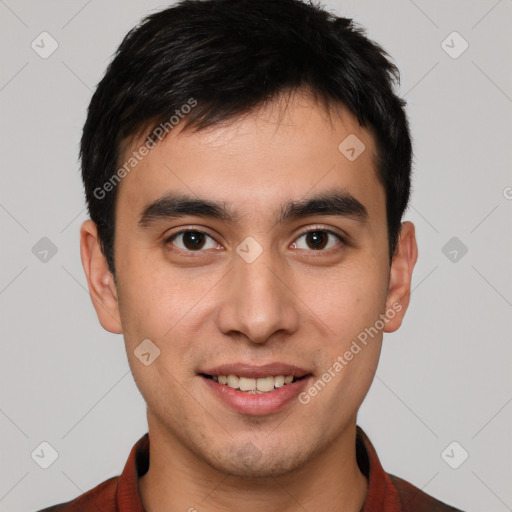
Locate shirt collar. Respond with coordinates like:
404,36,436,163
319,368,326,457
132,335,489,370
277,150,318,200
355,426,402,511
116,425,401,512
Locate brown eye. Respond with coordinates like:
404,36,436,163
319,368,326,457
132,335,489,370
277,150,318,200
305,231,328,250
167,230,219,251
291,230,343,251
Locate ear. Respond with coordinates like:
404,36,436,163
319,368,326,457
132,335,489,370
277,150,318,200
80,219,123,334
383,221,418,333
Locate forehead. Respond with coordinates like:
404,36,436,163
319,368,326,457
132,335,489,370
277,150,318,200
115,92,384,226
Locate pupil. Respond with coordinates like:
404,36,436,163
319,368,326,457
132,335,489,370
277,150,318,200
307,231,327,250
184,231,205,250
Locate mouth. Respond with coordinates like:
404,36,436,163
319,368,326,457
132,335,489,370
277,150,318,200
198,363,313,415
200,373,308,393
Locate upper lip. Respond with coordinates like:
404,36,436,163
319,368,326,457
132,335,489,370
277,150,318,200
199,362,312,379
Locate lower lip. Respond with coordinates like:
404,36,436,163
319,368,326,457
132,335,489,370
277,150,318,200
200,375,312,416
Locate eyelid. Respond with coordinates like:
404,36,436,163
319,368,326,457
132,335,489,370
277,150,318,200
164,225,218,241
297,224,346,239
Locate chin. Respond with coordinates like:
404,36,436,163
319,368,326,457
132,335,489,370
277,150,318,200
203,442,314,478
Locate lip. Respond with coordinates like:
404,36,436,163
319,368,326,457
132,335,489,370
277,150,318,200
198,363,313,416
199,362,311,379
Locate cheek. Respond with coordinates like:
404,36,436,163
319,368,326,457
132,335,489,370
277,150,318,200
115,261,221,388
315,262,388,398
297,263,388,341
116,248,207,339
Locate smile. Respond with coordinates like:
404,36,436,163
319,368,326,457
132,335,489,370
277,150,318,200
201,374,303,393
198,363,313,415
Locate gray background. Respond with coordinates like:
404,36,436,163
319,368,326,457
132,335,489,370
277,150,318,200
1,1,511,511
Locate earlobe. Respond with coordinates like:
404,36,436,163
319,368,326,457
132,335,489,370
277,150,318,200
80,219,123,334
383,221,418,333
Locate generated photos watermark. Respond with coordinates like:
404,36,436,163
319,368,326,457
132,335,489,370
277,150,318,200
298,301,402,405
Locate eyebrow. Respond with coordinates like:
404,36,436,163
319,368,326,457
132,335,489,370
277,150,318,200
278,190,368,224
138,189,368,228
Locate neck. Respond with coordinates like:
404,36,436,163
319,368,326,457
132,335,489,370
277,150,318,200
138,416,368,512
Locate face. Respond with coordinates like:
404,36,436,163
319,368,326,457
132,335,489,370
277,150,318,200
81,90,417,477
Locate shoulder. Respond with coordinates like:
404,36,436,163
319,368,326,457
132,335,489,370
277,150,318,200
35,476,119,512
390,474,466,512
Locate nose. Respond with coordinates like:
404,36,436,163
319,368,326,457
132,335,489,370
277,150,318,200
216,245,300,344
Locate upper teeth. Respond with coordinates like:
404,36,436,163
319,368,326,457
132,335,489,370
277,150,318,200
214,375,294,392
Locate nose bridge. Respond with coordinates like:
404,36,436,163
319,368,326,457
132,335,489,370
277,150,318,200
217,240,299,343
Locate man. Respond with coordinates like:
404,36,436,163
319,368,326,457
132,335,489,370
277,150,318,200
40,0,466,510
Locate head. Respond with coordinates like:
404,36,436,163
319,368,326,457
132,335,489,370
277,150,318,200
80,0,417,477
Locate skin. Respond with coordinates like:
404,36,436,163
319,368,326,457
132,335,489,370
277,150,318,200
80,89,418,512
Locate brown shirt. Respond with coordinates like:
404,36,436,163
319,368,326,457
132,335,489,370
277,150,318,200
38,425,465,511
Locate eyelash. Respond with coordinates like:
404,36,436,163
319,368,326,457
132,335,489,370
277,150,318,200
164,227,345,254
